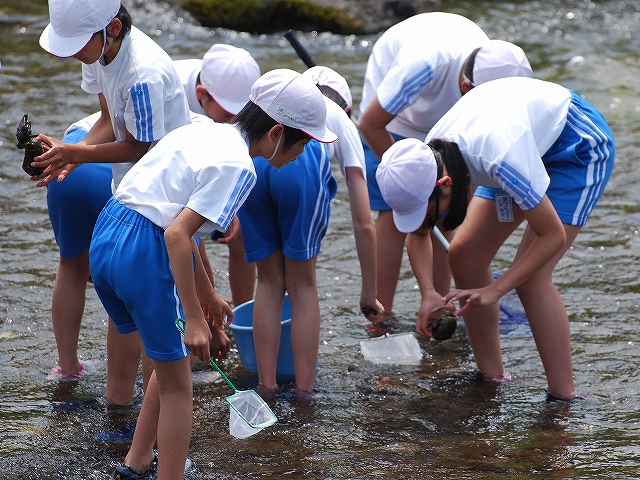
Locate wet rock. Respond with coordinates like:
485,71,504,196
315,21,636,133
176,0,441,34
310,0,442,33
428,310,457,341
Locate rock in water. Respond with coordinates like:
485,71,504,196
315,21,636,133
16,114,44,176
429,311,457,340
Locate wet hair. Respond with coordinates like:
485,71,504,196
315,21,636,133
232,101,310,151
317,85,351,117
95,4,132,42
463,47,482,85
427,138,471,231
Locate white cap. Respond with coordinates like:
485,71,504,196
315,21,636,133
39,0,120,57
473,40,533,86
302,65,353,109
200,44,261,116
250,69,337,143
376,139,438,233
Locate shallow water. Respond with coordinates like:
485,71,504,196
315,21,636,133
2,0,640,478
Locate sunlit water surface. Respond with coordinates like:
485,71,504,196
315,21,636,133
2,0,640,478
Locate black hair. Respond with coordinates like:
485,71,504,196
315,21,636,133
95,4,132,42
317,85,351,117
463,47,482,85
427,139,471,231
232,101,309,151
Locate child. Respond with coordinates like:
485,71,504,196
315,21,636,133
237,66,382,398
173,44,262,306
376,76,615,400
35,0,191,404
358,12,532,316
90,69,335,479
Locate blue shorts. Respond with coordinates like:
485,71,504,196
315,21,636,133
238,140,337,262
364,132,405,211
474,91,615,227
47,128,113,258
89,198,189,362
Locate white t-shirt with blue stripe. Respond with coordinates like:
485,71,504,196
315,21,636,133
359,12,489,140
81,27,191,190
115,122,257,239
426,77,572,211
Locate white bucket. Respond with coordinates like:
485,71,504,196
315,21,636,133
359,333,423,365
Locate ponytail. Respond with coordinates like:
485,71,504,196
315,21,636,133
427,139,470,231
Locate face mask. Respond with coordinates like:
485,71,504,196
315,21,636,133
265,131,283,162
100,27,107,59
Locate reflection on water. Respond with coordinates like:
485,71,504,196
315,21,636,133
2,0,640,478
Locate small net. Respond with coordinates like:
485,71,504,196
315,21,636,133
174,318,278,439
226,390,278,439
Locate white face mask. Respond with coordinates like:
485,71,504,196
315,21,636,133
100,27,107,59
265,131,283,162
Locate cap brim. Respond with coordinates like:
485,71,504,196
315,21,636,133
392,203,429,233
39,23,91,58
302,127,338,144
215,97,248,116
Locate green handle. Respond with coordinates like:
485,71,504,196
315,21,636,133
175,318,237,393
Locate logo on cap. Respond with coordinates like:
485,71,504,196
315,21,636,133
275,106,301,124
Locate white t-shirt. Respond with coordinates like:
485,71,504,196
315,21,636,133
172,58,207,117
324,97,366,178
81,26,191,190
359,12,489,139
115,122,256,238
427,77,572,210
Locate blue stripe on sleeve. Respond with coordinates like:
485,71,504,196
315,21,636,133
384,66,434,115
495,163,543,209
218,169,257,229
130,82,154,142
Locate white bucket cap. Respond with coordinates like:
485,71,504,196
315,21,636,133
200,44,261,115
39,0,120,57
473,40,533,86
249,69,337,143
302,65,353,109
376,138,438,233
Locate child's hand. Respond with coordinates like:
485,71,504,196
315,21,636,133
202,291,233,328
183,316,213,364
209,326,231,359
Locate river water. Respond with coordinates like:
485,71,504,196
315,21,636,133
2,0,640,478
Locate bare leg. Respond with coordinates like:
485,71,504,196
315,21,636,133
375,210,406,312
123,357,192,479
448,198,522,379
51,251,90,376
284,256,320,393
105,320,142,406
514,224,580,398
253,252,286,390
226,228,256,306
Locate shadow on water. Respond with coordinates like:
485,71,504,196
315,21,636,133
3,0,640,478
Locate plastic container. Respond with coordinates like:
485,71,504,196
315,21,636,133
229,295,295,378
359,332,423,365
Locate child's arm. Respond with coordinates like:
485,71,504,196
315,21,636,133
32,94,152,186
406,228,454,337
164,208,216,364
344,166,384,321
192,238,233,329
